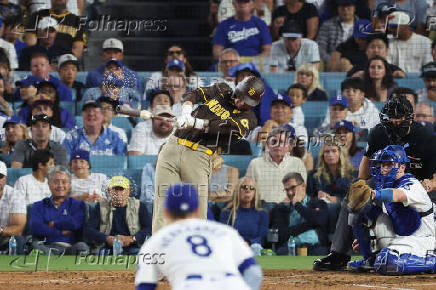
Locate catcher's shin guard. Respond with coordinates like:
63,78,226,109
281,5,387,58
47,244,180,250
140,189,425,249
374,248,436,275
352,225,372,259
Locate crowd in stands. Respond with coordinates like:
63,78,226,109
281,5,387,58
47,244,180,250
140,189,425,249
2,0,436,256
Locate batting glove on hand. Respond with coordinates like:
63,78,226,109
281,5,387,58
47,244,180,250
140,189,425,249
177,114,195,129
139,110,152,120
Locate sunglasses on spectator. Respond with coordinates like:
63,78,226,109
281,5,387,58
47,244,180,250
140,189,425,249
31,114,51,124
168,50,183,56
298,71,313,77
240,184,255,191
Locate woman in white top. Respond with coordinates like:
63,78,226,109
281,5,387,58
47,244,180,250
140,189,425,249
69,149,108,202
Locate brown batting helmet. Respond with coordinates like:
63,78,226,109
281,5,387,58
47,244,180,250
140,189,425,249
234,76,265,106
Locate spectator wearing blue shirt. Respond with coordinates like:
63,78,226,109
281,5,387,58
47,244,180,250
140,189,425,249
63,100,126,156
85,38,140,91
30,166,89,255
212,0,272,60
220,177,268,249
270,172,329,255
84,176,151,255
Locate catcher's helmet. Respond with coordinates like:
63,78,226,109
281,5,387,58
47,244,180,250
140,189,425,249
379,95,414,143
234,76,265,106
369,145,409,189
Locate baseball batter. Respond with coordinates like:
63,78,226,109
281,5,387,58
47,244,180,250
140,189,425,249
347,145,436,275
135,183,263,290
151,76,263,233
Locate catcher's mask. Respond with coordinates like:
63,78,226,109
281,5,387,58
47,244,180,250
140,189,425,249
369,145,410,189
379,95,414,144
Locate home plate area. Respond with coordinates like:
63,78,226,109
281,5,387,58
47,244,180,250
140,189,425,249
1,270,436,290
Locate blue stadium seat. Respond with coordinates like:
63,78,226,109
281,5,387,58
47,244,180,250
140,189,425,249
76,72,87,84
263,72,293,91
90,155,127,169
128,155,158,169
7,168,32,187
112,117,133,130
60,101,75,116
75,116,83,127
395,78,425,91
374,101,384,111
301,101,328,117
305,116,324,135
0,154,11,167
222,155,255,177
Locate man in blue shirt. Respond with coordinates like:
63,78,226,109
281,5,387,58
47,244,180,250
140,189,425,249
63,100,126,156
85,38,140,91
30,166,89,255
213,0,272,60
84,176,151,255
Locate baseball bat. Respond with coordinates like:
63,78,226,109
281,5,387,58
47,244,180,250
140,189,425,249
116,105,176,122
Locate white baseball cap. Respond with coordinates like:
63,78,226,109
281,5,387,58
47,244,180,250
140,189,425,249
58,54,78,69
102,38,123,52
387,11,411,26
37,17,58,30
0,161,7,176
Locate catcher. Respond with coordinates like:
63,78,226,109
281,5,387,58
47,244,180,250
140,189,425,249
346,145,435,275
151,76,263,233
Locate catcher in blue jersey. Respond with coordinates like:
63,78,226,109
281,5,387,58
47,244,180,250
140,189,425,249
346,145,436,275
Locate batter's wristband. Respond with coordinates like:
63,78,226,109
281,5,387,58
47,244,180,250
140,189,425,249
375,188,393,202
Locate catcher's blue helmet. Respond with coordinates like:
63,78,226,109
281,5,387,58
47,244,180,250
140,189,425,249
369,145,409,189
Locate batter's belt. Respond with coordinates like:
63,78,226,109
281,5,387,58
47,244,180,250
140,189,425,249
172,135,214,155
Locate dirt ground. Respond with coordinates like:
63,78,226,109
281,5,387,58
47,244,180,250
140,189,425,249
1,270,436,290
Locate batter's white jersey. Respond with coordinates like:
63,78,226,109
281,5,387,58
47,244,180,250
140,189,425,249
374,177,435,257
135,218,254,290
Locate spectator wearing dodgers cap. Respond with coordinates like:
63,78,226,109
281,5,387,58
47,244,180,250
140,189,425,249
84,175,151,255
385,10,432,73
85,38,140,91
319,95,349,133
333,120,365,169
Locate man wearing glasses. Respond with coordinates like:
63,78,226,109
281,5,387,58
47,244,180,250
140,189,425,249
270,172,329,255
85,38,140,91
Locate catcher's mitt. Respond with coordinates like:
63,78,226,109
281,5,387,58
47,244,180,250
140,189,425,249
347,179,373,213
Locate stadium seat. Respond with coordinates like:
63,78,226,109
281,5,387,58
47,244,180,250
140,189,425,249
301,101,328,117
263,72,293,91
395,78,425,91
90,155,127,169
0,154,11,167
60,101,75,117
305,116,324,135
222,155,254,177
128,155,158,169
7,168,32,187
75,116,83,127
